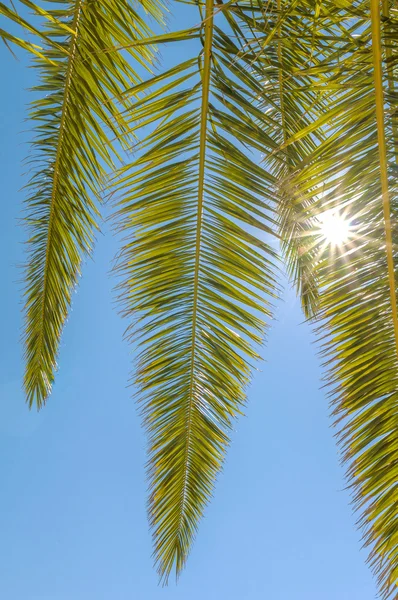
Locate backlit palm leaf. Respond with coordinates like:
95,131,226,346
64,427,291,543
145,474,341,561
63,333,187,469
278,1,398,596
3,0,398,594
256,0,356,319
113,0,279,580
261,0,325,318
17,0,163,407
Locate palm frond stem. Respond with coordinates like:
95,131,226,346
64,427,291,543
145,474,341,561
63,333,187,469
382,0,398,166
370,0,398,357
276,0,287,159
180,0,214,542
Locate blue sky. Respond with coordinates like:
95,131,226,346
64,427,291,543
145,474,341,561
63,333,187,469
0,5,377,599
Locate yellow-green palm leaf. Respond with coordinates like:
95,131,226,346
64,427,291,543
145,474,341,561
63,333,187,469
10,0,163,407
278,1,398,596
113,0,280,580
4,0,398,595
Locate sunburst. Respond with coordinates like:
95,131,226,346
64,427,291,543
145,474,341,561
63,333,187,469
318,210,352,247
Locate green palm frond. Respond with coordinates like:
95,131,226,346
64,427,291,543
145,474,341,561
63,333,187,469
19,0,164,408
5,0,398,592
277,1,398,596
267,0,325,319
113,0,279,580
255,0,357,320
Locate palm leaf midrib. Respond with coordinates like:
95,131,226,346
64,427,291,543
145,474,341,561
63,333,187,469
37,0,83,364
370,0,398,356
178,0,215,535
382,0,398,165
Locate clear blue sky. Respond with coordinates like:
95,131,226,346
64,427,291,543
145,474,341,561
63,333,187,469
0,5,376,600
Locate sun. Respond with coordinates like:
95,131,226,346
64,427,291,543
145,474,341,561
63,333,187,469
318,210,351,246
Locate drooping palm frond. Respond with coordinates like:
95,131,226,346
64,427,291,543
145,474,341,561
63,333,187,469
113,0,281,580
5,0,398,592
253,0,360,320
15,0,164,408
277,1,398,596
260,0,326,319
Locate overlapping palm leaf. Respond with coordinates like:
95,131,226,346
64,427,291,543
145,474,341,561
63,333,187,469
277,1,398,596
113,0,281,580
256,0,327,319
0,0,71,61
252,0,362,319
3,0,398,594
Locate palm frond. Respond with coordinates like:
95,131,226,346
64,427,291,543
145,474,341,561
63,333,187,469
371,0,398,346
22,0,163,408
277,1,398,596
255,0,357,319
7,0,398,592
113,0,279,581
269,0,324,318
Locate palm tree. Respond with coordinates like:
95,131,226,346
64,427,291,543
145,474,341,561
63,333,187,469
1,0,398,595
